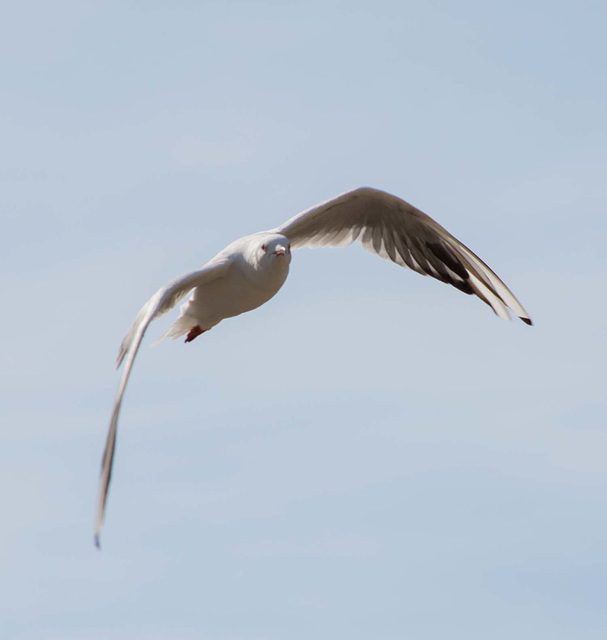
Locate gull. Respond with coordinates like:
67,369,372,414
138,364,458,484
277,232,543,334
94,187,532,546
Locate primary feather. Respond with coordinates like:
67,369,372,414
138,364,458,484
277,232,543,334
277,187,531,324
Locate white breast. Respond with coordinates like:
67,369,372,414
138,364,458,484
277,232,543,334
182,254,290,330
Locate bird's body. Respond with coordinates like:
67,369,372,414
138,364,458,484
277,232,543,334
160,233,291,342
95,187,532,546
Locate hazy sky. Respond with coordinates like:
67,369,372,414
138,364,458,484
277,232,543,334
2,1,606,638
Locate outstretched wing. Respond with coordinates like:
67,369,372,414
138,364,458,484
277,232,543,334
276,187,531,324
94,257,233,547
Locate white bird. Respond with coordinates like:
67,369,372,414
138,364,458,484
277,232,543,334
94,187,532,546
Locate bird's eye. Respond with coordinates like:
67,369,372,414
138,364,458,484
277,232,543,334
261,244,267,251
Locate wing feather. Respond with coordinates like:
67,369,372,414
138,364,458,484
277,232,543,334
277,187,531,324
94,258,233,547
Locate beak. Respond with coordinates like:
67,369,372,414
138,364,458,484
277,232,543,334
273,246,287,257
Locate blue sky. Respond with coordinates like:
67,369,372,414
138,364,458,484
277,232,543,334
1,1,606,638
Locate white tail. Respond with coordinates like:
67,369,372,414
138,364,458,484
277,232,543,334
153,314,199,345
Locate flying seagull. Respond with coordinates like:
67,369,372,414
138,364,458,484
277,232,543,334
94,186,532,546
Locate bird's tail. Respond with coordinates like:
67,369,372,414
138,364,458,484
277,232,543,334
152,314,199,345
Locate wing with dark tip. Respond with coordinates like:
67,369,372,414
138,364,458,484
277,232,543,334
94,257,233,547
276,187,532,324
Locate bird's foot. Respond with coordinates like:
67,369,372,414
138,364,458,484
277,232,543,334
185,325,205,343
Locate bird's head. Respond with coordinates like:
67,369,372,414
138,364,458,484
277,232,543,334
256,233,291,267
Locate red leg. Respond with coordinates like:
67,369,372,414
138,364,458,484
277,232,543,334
185,325,206,343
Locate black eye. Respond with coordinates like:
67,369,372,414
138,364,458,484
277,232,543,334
261,244,267,251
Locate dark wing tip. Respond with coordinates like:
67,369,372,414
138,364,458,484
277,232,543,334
520,317,533,326
94,533,101,550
